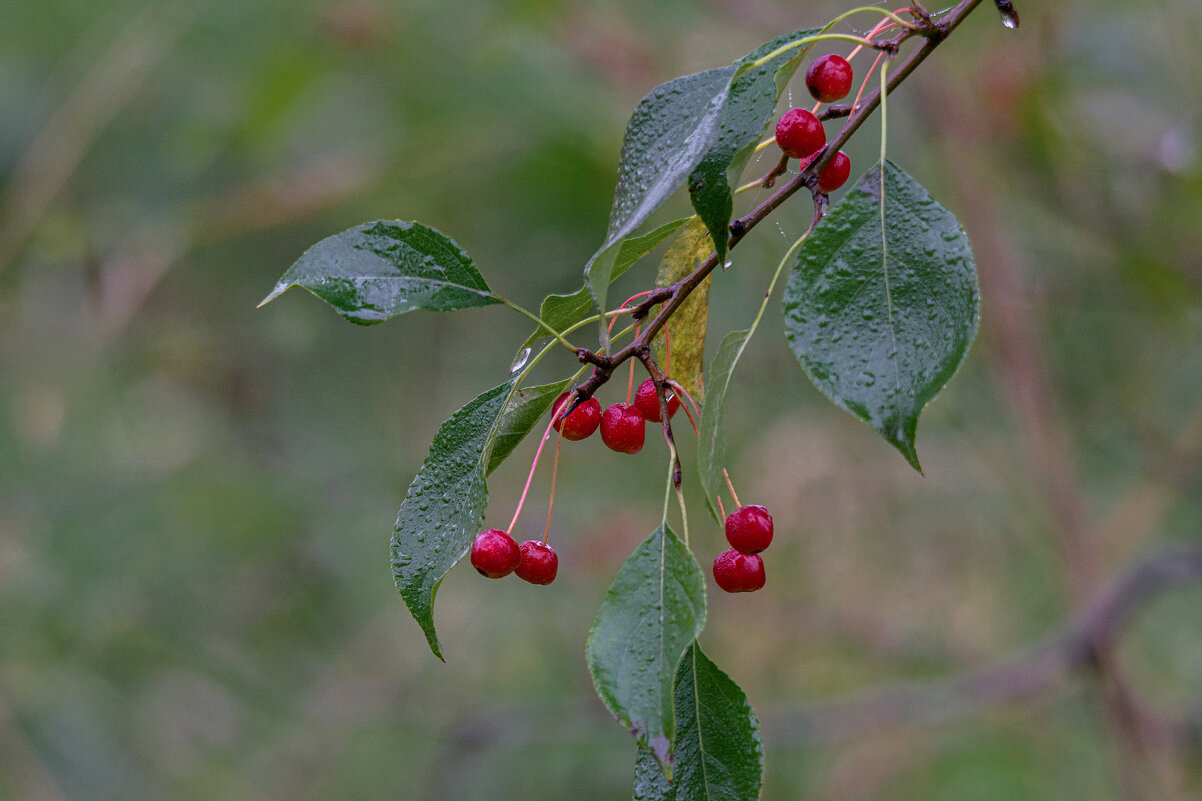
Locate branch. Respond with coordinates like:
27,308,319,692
571,0,988,404
764,543,1202,746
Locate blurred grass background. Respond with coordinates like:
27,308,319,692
2,0,1201,798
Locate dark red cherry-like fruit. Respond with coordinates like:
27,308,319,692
552,392,602,441
818,151,851,193
633,378,681,423
724,504,774,554
470,529,521,578
712,549,766,593
805,54,854,103
600,403,645,454
775,108,826,160
515,540,558,585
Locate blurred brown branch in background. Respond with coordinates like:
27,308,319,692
768,541,1202,745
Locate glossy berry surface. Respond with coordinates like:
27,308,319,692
817,151,851,193
633,378,680,423
805,54,854,103
600,403,645,454
712,549,766,593
724,504,774,554
515,540,558,585
470,529,521,578
775,108,826,160
552,392,602,441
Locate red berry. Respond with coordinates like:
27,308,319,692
724,504,774,554
805,54,854,103
712,549,766,593
818,151,851,193
633,378,681,423
775,108,826,160
600,403,645,454
552,393,602,441
470,529,521,578
515,540,558,585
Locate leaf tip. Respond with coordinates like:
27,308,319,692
257,283,289,308
648,734,672,777
893,434,923,474
424,629,446,662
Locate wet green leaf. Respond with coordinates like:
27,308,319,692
669,643,763,800
783,160,979,471
628,643,763,800
587,68,736,347
633,746,676,800
697,328,751,520
587,525,706,770
486,379,570,476
261,220,498,324
391,380,515,660
689,28,819,265
525,219,689,350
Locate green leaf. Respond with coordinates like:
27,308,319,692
587,525,706,770
391,380,515,660
587,68,736,346
669,643,763,801
697,328,751,520
525,219,690,350
653,218,713,403
485,379,570,476
783,160,979,471
689,28,819,265
261,220,498,324
633,746,676,801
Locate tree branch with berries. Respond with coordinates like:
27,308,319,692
260,0,1015,796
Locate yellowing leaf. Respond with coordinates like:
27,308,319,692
654,218,712,404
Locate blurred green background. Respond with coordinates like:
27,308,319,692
2,0,1201,798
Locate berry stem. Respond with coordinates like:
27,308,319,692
824,5,923,31
509,415,556,535
848,47,888,118
723,468,742,509
744,32,897,73
666,379,701,436
717,495,727,523
608,291,655,337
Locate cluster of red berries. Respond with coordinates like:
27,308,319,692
552,378,680,456
470,528,558,585
774,54,854,193
713,504,773,593
468,379,682,586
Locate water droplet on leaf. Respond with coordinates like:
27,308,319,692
510,347,532,373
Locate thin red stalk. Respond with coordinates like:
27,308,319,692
810,15,898,115
666,379,702,424
723,468,742,508
676,396,699,436
851,50,887,113
608,290,656,337
508,415,556,535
